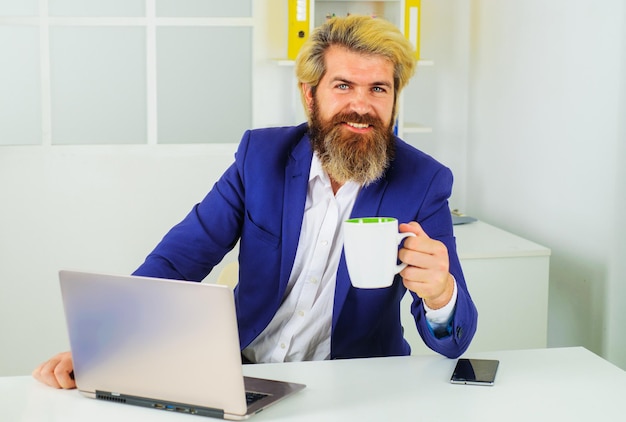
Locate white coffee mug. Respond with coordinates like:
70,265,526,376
343,217,416,289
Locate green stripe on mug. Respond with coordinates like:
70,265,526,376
345,217,396,224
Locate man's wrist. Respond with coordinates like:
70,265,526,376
424,274,455,310
423,276,458,337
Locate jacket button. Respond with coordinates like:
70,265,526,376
456,326,463,338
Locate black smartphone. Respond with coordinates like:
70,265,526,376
450,358,499,386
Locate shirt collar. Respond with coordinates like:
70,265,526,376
309,153,328,185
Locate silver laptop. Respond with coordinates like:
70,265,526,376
59,270,305,420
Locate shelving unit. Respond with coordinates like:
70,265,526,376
312,0,403,28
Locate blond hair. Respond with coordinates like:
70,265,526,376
295,15,416,117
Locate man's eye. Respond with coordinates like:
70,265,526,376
337,83,349,90
372,86,387,93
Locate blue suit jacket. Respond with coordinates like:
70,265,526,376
134,124,477,359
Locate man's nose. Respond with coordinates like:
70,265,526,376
348,89,373,115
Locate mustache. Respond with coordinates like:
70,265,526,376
331,112,382,127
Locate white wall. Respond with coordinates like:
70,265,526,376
0,0,263,377
466,0,626,368
0,145,238,376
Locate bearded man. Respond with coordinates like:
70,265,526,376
33,15,477,389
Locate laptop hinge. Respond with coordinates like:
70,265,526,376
95,390,225,418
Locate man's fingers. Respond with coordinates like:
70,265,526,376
399,221,429,238
32,352,76,389
33,359,62,389
400,222,448,258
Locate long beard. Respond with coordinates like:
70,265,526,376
308,104,396,186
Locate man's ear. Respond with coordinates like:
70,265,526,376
301,83,314,112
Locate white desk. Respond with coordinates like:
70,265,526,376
1,347,624,421
403,220,551,354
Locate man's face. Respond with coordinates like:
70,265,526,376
303,45,397,186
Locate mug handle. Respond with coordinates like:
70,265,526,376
395,231,416,273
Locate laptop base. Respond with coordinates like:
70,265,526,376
96,390,225,419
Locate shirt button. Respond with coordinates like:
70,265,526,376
310,277,318,284
298,310,305,317
280,343,286,349
320,240,328,246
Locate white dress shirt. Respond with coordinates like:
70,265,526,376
242,155,456,363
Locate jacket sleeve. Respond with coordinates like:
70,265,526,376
408,166,478,358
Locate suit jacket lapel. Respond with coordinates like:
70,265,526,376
280,133,313,291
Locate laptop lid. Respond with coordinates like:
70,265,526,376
59,270,305,420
